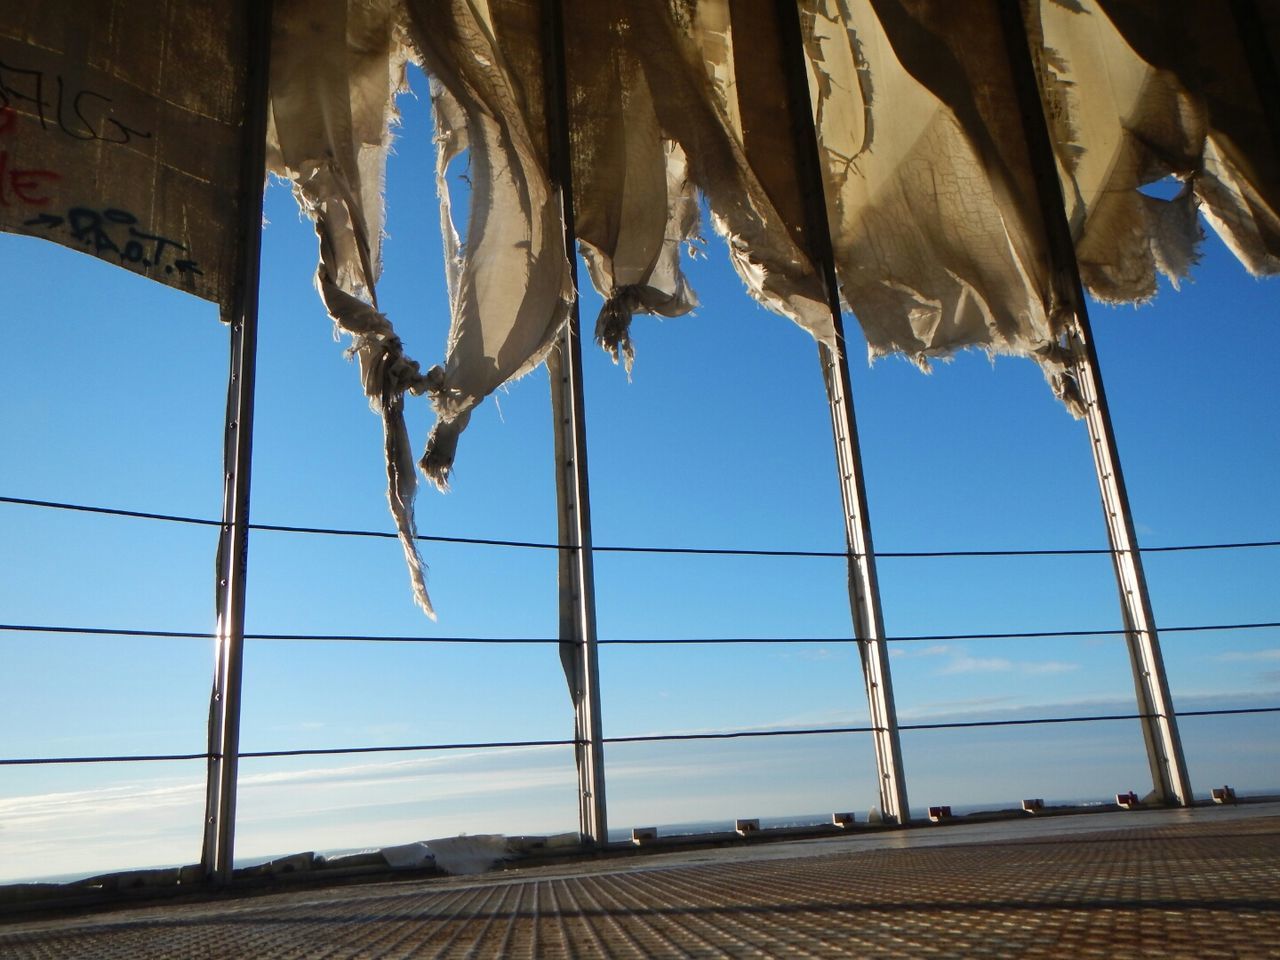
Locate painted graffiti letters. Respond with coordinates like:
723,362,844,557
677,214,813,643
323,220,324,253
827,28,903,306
0,48,206,286
0,107,60,207
24,205,202,277
0,59,152,146
1,97,198,277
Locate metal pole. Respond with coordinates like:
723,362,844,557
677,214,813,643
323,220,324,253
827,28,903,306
542,0,608,845
997,0,1191,805
202,0,273,883
775,0,910,823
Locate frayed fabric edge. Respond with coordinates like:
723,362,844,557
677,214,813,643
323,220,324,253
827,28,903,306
420,409,471,494
314,216,441,617
865,335,1088,420
382,392,436,619
417,284,573,495
595,287,643,378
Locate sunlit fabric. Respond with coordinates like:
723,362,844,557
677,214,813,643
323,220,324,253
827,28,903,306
565,9,701,373
1037,0,1280,296
805,0,1071,392
404,0,573,492
804,0,1277,399
564,0,837,364
3,0,1275,615
266,0,435,615
0,0,250,310
687,0,833,341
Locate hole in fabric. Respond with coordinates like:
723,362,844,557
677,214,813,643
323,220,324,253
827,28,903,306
1137,176,1184,201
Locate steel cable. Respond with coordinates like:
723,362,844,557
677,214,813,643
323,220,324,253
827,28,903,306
3,620,1278,644
4,494,1279,559
4,706,1278,766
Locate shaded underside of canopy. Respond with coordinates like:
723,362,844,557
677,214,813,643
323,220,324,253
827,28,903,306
0,0,252,312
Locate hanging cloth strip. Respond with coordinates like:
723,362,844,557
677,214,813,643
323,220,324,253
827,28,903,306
403,0,574,491
802,0,1077,405
798,0,1277,394
267,0,437,615
1034,0,1279,297
564,8,701,374
645,0,834,341
255,0,1279,616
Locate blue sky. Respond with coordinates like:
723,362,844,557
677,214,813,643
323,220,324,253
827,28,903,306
1,70,1277,882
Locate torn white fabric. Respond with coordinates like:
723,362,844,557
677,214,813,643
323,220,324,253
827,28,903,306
267,0,436,616
403,0,573,490
265,0,1276,617
1035,0,1279,292
665,0,834,341
803,0,1067,384
683,0,836,343
0,0,248,309
423,834,510,875
1032,1,1202,302
1026,0,1198,304
565,9,701,374
1101,1,1279,277
798,0,1275,410
560,0,833,368
23,0,1276,619
378,841,435,869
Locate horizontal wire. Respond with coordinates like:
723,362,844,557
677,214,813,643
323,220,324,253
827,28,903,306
4,495,1279,559
599,622,1280,645
5,706,1277,766
0,752,209,766
605,726,871,744
3,621,1278,645
3,503,1276,764
1177,706,1280,719
902,712,1146,732
1,496,221,529
0,625,216,640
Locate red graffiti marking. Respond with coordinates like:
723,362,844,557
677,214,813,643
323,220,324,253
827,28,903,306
0,106,61,207
2,105,199,277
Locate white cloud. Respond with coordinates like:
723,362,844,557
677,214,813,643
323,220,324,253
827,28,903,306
897,695,1016,719
939,655,1013,674
4,685,1272,885
0,742,784,883
891,643,952,660
1023,661,1081,675
938,654,1079,676
1216,648,1280,663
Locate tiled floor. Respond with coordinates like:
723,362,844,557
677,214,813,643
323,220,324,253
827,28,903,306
3,810,1278,958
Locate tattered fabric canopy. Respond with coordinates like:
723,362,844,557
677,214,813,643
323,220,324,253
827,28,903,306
3,0,1277,615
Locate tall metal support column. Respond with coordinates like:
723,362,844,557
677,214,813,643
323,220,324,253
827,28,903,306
998,0,1191,805
818,345,911,823
776,0,909,823
202,0,273,883
542,0,608,845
